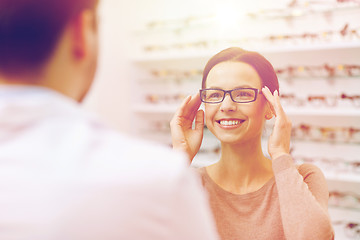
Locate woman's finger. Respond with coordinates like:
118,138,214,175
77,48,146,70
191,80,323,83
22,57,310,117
174,95,191,117
261,86,276,117
170,93,202,130
170,95,192,129
194,109,204,131
273,90,286,119
183,93,202,121
188,93,202,113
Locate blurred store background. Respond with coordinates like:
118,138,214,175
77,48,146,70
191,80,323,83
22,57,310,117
84,0,360,239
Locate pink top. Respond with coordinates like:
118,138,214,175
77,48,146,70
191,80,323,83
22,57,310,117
197,154,334,240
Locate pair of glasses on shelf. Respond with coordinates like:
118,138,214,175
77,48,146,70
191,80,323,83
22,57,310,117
149,120,171,133
248,1,360,19
280,93,360,108
145,16,196,32
265,23,360,44
293,155,360,175
291,124,360,143
150,69,202,78
145,93,187,104
332,220,360,239
144,40,215,52
329,191,360,210
275,64,360,79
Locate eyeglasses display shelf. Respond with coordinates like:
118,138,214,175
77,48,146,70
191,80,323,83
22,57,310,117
130,4,360,239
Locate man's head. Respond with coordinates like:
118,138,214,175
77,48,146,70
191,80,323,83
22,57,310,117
0,0,99,101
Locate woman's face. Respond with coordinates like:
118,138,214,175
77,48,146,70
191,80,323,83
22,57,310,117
204,61,269,144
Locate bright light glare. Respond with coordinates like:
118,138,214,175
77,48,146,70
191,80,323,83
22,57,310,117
215,3,244,29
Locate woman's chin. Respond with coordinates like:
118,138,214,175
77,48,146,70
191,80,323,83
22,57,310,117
215,134,245,145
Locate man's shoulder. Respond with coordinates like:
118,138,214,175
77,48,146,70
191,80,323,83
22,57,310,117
83,129,189,179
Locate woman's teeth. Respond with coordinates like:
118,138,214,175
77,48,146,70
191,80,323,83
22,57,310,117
219,120,242,126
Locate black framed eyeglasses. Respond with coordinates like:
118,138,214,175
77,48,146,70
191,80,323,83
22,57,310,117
199,88,261,104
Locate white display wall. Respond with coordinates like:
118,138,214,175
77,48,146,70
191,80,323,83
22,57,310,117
87,0,360,239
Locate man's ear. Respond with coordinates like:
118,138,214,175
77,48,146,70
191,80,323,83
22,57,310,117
70,10,97,59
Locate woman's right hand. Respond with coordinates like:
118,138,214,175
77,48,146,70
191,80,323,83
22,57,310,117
170,93,204,162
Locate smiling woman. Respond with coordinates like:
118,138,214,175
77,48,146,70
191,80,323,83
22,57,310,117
203,61,269,145
170,47,335,240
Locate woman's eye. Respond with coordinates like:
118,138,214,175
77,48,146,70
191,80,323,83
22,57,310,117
235,90,254,99
237,92,249,97
209,92,221,98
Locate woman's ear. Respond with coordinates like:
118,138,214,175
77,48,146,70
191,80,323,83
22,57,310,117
265,102,273,120
265,113,273,120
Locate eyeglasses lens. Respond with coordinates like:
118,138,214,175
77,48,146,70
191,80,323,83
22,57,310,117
201,89,256,103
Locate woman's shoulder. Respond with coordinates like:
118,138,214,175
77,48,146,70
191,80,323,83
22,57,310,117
296,163,326,181
191,166,208,186
192,166,206,173
192,166,207,178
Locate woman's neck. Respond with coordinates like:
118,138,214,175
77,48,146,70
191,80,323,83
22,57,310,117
206,138,273,194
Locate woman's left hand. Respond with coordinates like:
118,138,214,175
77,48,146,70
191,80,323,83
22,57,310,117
262,86,292,160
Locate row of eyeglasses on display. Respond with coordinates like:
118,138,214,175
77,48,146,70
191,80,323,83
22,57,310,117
329,191,360,240
149,64,360,79
330,191,360,210
198,147,360,176
144,1,360,32
142,23,359,53
293,155,360,175
332,220,360,240
289,124,360,144
280,93,360,108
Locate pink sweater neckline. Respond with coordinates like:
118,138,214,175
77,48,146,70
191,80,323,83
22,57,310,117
199,167,276,200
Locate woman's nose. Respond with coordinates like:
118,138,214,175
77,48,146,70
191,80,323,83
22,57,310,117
220,94,237,112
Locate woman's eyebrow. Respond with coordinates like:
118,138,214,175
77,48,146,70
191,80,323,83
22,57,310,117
206,85,257,89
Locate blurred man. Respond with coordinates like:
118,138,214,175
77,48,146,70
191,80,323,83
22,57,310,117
0,0,219,239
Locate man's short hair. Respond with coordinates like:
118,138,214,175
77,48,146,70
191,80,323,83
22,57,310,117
0,0,98,77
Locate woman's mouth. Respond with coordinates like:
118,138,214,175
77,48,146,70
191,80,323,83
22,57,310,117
216,119,245,128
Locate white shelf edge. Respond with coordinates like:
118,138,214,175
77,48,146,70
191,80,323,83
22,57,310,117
132,51,212,63
324,172,360,183
133,104,178,114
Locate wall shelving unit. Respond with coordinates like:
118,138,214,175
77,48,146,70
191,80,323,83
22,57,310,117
131,3,360,239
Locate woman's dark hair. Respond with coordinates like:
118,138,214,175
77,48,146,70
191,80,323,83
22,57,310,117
0,0,99,77
202,47,279,94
